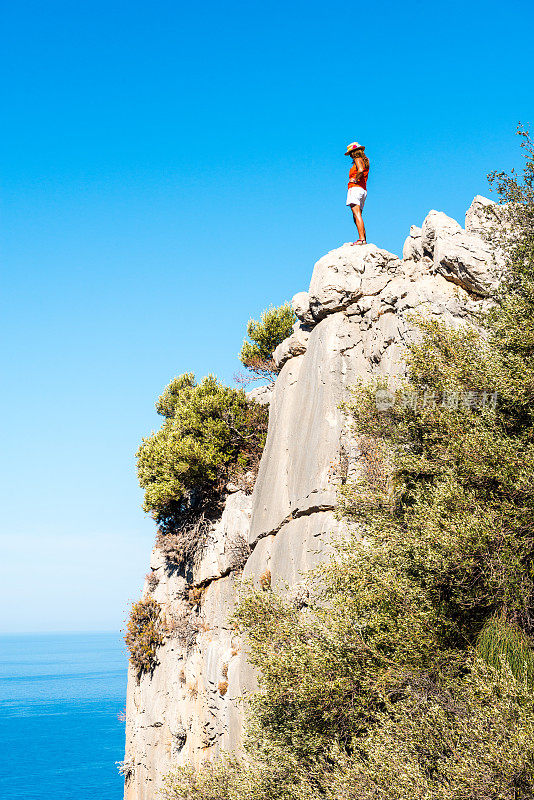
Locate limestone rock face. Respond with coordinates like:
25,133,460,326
194,492,252,585
124,493,252,800
123,197,502,799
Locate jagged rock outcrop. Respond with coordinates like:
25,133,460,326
123,196,502,799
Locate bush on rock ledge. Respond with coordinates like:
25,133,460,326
136,373,268,538
125,597,163,680
239,302,295,381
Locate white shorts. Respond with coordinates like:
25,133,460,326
346,186,367,209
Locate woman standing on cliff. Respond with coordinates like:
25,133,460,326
345,141,369,245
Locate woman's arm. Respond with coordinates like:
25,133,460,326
348,157,365,184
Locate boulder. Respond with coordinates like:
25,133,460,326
272,323,311,369
465,194,503,236
402,225,423,262
308,243,401,321
292,291,315,325
246,384,273,406
421,208,501,295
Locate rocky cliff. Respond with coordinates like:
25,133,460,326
123,196,501,800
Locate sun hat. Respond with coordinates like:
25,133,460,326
345,141,365,156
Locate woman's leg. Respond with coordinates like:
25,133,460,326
351,203,366,242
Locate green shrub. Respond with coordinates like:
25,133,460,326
163,664,534,800
239,302,296,380
163,761,236,800
125,597,163,679
477,614,534,687
136,373,268,532
327,661,534,800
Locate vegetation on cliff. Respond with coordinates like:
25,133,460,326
239,302,295,380
125,597,164,679
162,131,534,798
137,374,268,536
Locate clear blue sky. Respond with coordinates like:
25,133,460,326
1,0,532,632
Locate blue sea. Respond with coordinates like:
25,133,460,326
0,632,127,800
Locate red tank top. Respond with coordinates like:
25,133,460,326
348,158,369,190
